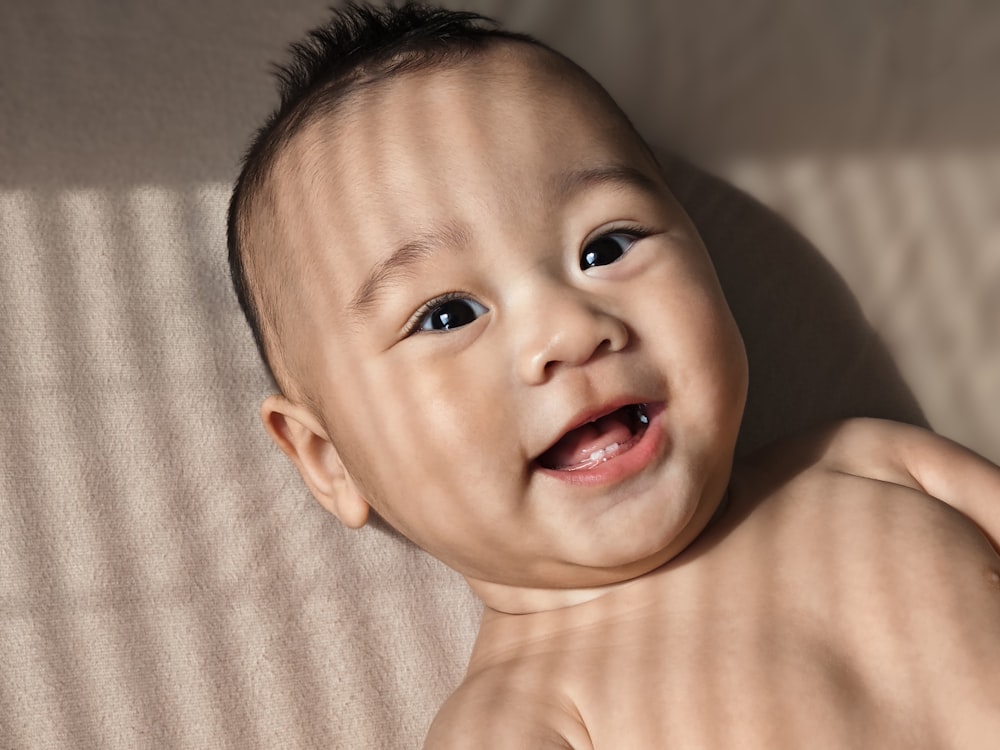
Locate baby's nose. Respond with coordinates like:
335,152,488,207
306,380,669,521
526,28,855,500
515,285,628,385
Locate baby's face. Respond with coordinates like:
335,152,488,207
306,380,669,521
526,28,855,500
274,47,747,594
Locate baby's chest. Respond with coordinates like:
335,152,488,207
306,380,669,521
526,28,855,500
559,598,1000,748
557,496,1000,747
551,608,874,747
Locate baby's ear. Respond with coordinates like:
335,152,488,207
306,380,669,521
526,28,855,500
260,395,370,529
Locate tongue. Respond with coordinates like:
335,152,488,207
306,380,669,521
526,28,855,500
541,409,636,470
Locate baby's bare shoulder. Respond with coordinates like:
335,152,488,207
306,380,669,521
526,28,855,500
755,418,1000,548
749,417,924,482
423,665,592,750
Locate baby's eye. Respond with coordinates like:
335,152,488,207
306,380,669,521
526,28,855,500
579,231,643,270
414,295,489,333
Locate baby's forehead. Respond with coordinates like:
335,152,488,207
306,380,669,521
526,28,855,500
294,58,634,195
285,45,616,163
264,43,653,310
301,84,640,264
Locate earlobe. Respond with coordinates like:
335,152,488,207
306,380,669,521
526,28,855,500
260,395,370,529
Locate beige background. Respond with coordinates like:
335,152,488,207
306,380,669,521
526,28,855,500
1,1,997,748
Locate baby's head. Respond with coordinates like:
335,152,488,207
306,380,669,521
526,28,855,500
229,2,748,609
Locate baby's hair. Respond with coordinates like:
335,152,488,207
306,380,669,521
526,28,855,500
226,2,548,399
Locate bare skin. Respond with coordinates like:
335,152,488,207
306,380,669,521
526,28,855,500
246,42,1000,748
426,419,1000,748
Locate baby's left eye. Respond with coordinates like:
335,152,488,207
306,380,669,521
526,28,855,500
580,232,642,270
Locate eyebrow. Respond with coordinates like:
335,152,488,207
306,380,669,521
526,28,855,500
348,222,471,321
552,164,662,201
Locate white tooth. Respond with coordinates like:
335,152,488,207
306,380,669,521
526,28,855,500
589,448,605,462
605,442,620,456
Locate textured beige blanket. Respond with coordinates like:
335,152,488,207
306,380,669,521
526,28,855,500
2,1,996,747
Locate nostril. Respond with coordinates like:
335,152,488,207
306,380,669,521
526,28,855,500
542,335,617,375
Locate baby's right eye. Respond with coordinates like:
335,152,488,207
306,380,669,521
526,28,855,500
410,294,489,334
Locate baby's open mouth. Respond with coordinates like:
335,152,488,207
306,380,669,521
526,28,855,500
538,404,650,471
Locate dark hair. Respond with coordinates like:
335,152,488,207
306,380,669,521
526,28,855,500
226,2,547,395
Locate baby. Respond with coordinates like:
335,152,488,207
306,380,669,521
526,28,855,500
227,3,1000,747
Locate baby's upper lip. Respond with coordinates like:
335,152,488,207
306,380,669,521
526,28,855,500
535,396,649,462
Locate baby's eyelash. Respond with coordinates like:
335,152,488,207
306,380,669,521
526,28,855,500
404,291,468,336
597,223,657,240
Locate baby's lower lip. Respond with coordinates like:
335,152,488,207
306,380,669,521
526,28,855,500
536,403,665,488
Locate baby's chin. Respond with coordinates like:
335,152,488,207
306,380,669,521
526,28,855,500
565,497,728,579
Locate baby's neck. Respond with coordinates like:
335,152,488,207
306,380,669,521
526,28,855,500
469,576,638,616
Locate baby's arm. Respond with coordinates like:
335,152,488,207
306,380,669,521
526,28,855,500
424,672,591,749
828,418,1000,551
